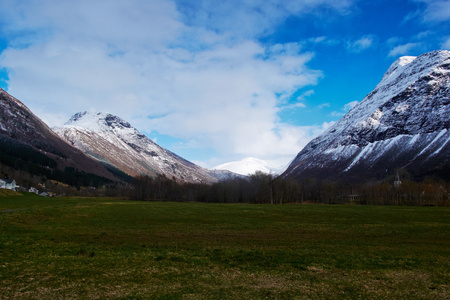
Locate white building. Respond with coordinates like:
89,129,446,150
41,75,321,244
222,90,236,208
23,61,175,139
0,179,18,190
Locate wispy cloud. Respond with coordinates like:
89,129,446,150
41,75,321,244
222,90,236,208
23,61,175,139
330,100,358,117
415,30,433,39
418,0,450,22
279,89,314,111
442,36,450,50
176,0,354,39
307,36,340,46
279,101,307,111
346,35,376,53
404,1,450,26
386,37,402,47
388,42,421,57
298,90,314,100
344,100,359,111
317,103,330,109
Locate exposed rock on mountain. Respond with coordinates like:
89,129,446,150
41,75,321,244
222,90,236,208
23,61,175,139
283,50,450,182
54,112,218,183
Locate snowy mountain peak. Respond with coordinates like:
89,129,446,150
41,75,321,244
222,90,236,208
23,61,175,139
213,157,287,176
67,111,89,123
381,55,416,83
55,112,217,183
214,157,271,176
283,50,450,182
65,111,132,132
377,50,449,93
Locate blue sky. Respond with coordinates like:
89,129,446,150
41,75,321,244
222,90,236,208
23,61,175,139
0,0,449,169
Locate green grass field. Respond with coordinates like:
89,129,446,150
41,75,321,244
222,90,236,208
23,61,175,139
1,194,449,299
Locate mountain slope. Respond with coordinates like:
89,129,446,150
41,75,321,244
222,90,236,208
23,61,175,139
0,89,121,185
283,50,450,182
54,112,217,183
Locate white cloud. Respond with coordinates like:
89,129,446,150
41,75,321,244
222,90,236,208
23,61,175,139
343,100,359,111
330,100,358,117
330,111,342,117
280,102,307,110
442,37,450,50
0,0,354,166
307,36,340,46
309,36,327,44
175,0,354,39
418,0,450,22
278,89,314,111
317,103,330,109
388,43,421,57
346,35,375,53
298,90,314,100
386,37,402,47
415,30,433,40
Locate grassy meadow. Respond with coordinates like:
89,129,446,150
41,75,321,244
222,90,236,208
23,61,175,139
0,193,449,299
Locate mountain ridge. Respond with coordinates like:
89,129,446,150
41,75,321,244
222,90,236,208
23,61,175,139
54,111,218,184
0,88,123,186
283,50,450,182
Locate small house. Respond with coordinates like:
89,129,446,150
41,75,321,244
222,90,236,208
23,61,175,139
0,179,17,190
29,187,39,194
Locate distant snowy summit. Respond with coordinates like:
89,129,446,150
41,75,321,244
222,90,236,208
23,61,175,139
213,157,284,176
283,50,450,182
54,111,218,184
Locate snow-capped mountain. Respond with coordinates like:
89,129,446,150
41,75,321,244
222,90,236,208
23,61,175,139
213,157,285,176
0,89,118,182
283,50,450,182
54,112,217,183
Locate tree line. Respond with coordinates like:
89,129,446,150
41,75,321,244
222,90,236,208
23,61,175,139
0,135,133,190
4,149,447,206
129,171,449,206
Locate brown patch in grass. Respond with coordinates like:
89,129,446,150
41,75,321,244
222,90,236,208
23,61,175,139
0,190,22,197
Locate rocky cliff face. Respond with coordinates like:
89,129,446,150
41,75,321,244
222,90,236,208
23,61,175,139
54,112,218,183
283,50,450,182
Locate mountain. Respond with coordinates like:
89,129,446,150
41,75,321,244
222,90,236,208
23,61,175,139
54,112,217,184
283,50,450,182
0,89,122,186
208,169,245,181
213,157,281,176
